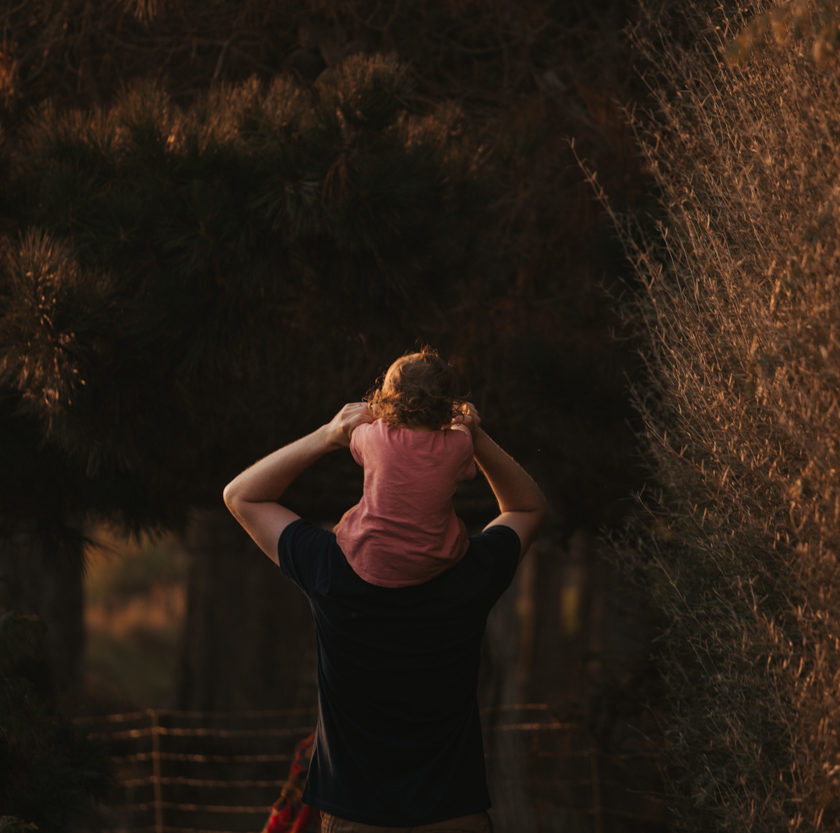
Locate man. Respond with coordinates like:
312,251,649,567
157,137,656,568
224,402,547,833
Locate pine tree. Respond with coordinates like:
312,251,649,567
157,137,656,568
2,0,650,732
1,55,496,709
0,182,94,704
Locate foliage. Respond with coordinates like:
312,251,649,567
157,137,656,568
83,525,186,708
0,612,111,832
85,525,187,602
0,0,645,531
0,0,648,734
596,1,840,829
0,57,491,526
0,819,38,833
0,0,638,113
727,0,840,65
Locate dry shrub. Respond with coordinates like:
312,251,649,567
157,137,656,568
594,1,840,830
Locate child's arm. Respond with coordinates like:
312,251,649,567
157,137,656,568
223,402,372,563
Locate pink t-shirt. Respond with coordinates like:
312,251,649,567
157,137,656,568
334,419,476,587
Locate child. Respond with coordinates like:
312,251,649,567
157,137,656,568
334,348,477,587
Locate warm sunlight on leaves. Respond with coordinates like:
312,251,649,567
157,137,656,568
600,1,840,828
727,0,840,67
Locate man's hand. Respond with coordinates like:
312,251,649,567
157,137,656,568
325,402,373,448
224,403,371,563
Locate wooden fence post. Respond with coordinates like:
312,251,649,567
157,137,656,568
150,709,164,833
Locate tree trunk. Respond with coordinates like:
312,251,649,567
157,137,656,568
175,506,316,713
0,528,84,704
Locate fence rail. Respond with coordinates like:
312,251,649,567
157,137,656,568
77,705,664,833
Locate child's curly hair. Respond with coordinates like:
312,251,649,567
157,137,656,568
366,348,465,430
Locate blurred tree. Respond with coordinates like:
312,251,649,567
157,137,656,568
1,56,497,709
727,0,840,66
0,183,93,703
1,0,652,726
0,0,646,531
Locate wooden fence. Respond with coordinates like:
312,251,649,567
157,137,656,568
78,705,664,833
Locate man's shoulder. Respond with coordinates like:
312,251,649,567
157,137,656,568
470,524,520,554
278,519,342,589
280,518,340,552
457,524,521,588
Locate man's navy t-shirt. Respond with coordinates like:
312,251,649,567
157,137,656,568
277,519,520,826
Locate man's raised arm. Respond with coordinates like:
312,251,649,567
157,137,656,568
472,425,548,558
223,402,372,563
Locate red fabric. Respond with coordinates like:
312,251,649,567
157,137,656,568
334,420,476,587
262,732,317,833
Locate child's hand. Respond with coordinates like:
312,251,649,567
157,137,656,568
451,401,481,436
325,402,373,448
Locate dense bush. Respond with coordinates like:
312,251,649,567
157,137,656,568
605,1,840,829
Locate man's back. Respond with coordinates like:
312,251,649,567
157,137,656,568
277,519,520,827
223,400,547,831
